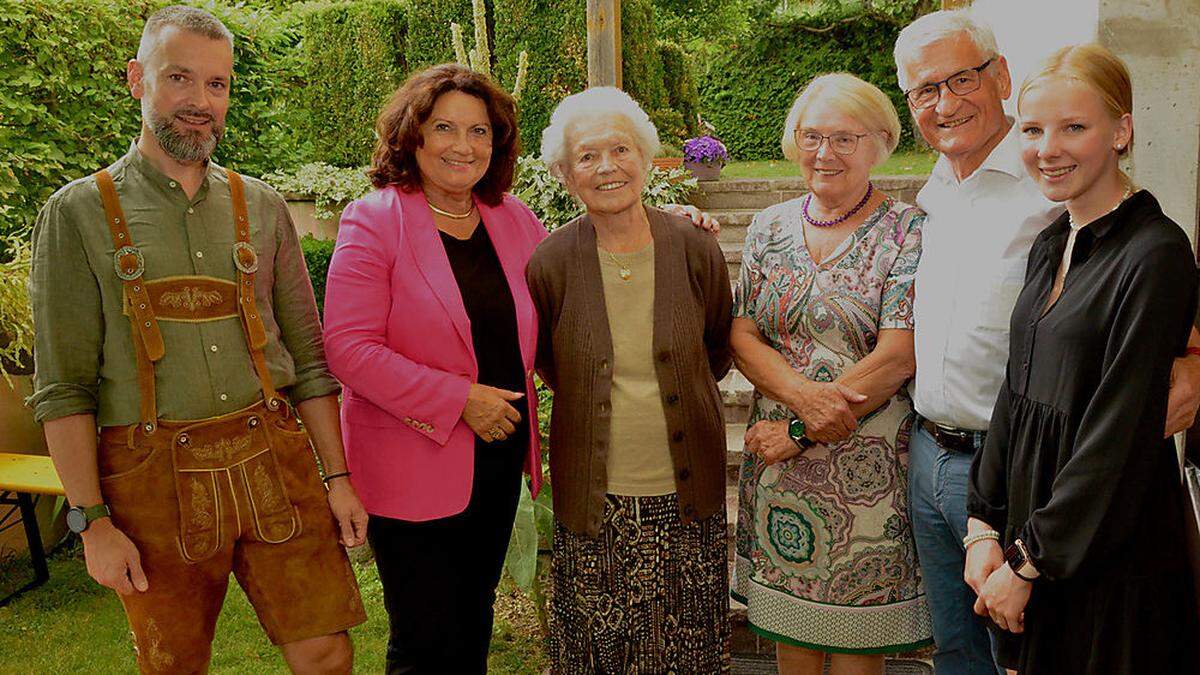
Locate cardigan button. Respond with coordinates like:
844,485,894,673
657,351,671,363
672,431,684,443
666,393,679,405
678,468,690,480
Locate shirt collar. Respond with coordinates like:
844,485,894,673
123,139,220,203
931,117,1026,186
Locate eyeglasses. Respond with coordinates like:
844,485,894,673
795,130,871,156
904,58,994,110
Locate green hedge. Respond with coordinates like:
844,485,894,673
300,1,408,167
300,234,336,315
698,15,910,161
658,41,700,138
493,0,684,155
400,0,474,71
0,0,312,240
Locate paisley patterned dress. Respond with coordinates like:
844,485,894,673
731,195,933,653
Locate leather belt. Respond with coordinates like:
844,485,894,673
919,418,987,454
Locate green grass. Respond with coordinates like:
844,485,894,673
722,149,938,179
0,545,548,674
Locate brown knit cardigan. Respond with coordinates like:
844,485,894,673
525,206,733,537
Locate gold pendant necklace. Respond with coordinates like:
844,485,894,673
427,200,476,219
603,248,633,281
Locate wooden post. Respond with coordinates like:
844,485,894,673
586,0,622,88
941,0,973,8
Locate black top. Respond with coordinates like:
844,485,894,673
968,191,1199,672
440,222,528,452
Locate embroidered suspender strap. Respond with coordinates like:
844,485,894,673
226,170,283,411
94,170,164,432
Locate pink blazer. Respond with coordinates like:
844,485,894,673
323,186,547,521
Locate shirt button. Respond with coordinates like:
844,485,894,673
210,345,218,352
187,207,195,214
195,251,204,258
219,393,228,401
169,181,177,188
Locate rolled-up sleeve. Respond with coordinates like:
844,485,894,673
269,197,341,403
27,192,104,422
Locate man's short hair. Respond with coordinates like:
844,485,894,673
137,5,234,66
893,9,999,91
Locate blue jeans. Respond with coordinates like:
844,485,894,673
908,423,1002,675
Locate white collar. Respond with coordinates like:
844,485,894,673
930,116,1025,186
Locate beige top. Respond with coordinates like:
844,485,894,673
598,242,676,496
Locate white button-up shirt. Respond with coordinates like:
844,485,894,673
911,120,1064,430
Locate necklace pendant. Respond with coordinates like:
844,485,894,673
619,268,632,281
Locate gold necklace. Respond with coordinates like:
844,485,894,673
427,200,475,219
602,248,633,281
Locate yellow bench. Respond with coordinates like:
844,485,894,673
0,452,65,605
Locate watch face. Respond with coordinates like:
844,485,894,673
66,508,87,534
788,418,805,439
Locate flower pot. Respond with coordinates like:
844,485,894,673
652,157,684,170
685,161,724,181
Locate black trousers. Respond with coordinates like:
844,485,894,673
367,439,525,675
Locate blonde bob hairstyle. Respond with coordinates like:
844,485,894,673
1018,43,1134,156
540,86,660,181
780,73,902,167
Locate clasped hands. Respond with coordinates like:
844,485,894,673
463,383,524,443
744,380,866,464
964,517,1032,634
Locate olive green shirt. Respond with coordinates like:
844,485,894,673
28,142,339,425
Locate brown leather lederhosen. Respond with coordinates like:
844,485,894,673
91,169,365,673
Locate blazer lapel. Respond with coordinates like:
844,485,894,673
400,189,474,359
479,199,536,370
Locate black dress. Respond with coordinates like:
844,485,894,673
968,191,1200,674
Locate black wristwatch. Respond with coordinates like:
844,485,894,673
787,418,816,451
66,504,111,534
1003,538,1040,581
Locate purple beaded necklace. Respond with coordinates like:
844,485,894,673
802,182,874,228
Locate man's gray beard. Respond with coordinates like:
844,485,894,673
144,102,222,163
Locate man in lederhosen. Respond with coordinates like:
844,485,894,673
28,6,367,672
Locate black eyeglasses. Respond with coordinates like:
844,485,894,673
904,58,994,110
794,130,871,156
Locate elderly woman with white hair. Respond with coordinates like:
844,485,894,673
526,86,734,673
731,73,932,674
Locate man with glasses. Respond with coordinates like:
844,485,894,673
893,9,1200,674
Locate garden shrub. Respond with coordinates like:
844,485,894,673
299,234,336,315
0,0,311,241
698,14,910,161
493,0,682,154
658,41,700,137
300,1,408,168
399,0,475,71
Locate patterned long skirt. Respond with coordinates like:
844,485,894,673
549,493,731,674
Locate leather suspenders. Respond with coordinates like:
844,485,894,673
94,168,283,434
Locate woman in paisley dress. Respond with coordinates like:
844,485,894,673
731,73,933,674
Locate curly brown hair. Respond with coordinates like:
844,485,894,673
368,63,520,206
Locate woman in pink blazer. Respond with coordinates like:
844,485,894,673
322,65,545,674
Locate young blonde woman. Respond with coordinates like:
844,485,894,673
966,43,1200,674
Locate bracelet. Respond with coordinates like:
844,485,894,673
962,530,1001,549
1187,346,1200,358
322,471,351,485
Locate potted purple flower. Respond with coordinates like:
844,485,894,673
682,135,728,181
